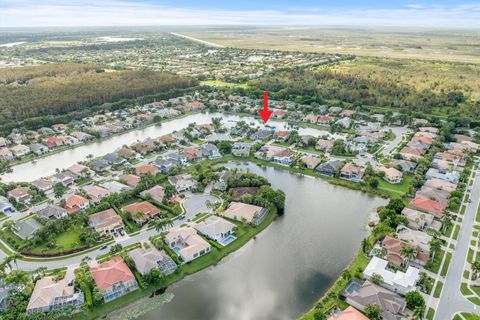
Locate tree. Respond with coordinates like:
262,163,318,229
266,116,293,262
472,261,480,280
400,246,416,266
370,273,384,285
365,304,382,320
429,238,442,259
405,291,425,310
367,177,379,189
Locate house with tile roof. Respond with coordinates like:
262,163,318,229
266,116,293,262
64,194,90,214
381,235,428,268
120,174,141,188
327,306,369,320
409,195,446,217
90,256,138,302
127,246,177,276
220,202,268,225
121,201,160,224
140,185,165,203
344,280,406,320
165,227,211,263
88,209,124,235
424,178,457,193
83,185,111,203
26,273,84,314
194,216,235,245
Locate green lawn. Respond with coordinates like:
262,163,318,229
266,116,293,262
30,225,86,254
200,80,249,89
453,225,461,240
426,250,445,274
378,174,413,197
426,308,435,320
461,282,472,295
433,281,443,298
441,252,452,277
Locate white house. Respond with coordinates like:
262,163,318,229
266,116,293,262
363,256,420,295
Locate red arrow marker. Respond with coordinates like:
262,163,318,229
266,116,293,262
259,91,273,124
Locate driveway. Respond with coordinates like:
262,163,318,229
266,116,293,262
182,193,221,219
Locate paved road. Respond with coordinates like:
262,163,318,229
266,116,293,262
0,193,219,271
434,168,480,319
382,126,411,156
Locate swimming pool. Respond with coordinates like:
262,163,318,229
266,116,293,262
220,235,237,246
173,247,181,254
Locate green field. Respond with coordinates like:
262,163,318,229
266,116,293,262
30,225,85,254
378,174,413,197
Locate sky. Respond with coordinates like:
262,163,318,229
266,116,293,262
1,0,479,28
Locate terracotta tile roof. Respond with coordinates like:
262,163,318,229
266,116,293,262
409,195,446,217
327,306,370,320
90,256,135,291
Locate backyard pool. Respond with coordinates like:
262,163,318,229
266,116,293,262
220,234,237,246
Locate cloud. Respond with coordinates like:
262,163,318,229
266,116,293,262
0,0,479,28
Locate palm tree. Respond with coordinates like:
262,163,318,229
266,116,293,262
153,219,166,232
400,246,416,266
413,305,425,319
472,261,480,280
429,238,442,259
11,252,21,269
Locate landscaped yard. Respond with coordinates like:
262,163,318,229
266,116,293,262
30,225,86,254
426,249,445,274
433,280,443,298
378,174,413,197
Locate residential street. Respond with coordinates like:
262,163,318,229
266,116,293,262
434,165,480,320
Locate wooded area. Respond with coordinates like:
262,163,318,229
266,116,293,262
0,63,197,123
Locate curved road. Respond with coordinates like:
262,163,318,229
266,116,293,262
0,193,219,271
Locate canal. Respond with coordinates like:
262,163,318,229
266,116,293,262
1,112,343,182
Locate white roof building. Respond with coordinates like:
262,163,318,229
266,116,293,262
363,256,420,295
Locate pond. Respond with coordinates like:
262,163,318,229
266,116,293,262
133,162,386,320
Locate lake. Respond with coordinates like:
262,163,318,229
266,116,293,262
134,162,386,320
1,112,343,183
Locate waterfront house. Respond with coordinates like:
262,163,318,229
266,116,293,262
326,306,369,320
363,256,420,295
31,179,54,195
194,216,235,245
316,160,343,177
168,173,197,192
103,152,125,165
13,218,43,240
340,163,365,182
29,143,49,155
396,225,432,253
165,227,211,263
300,154,321,169
52,172,74,187
344,280,406,320
128,246,177,276
7,187,32,204
250,129,273,141
381,235,428,267
377,166,403,184
140,185,165,203
409,195,446,217
220,202,268,225
10,144,30,157
206,133,231,142
390,159,417,173
0,147,14,161
26,274,84,314
272,148,295,165
90,159,110,172
83,185,111,203
67,164,92,178
401,208,437,231
89,209,124,235
121,201,160,224
90,256,138,302
36,205,68,220
232,142,252,157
